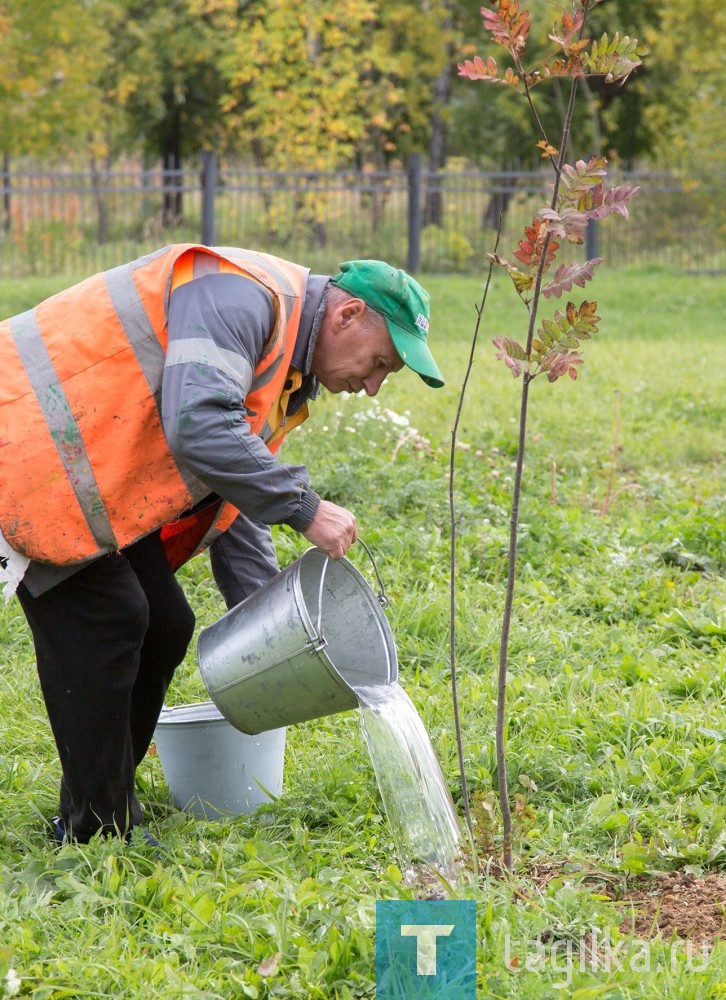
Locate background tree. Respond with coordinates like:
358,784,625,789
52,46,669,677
222,0,373,173
223,0,452,169
364,1,454,234
109,0,240,224
2,0,722,250
0,0,108,155
363,2,452,169
221,0,378,245
221,0,452,242
640,0,726,177
0,0,109,231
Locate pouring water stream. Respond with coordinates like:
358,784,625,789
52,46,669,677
354,682,462,883
342,544,463,882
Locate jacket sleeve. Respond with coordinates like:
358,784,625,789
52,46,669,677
161,272,321,532
208,511,279,609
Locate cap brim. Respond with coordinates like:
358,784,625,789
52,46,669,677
387,320,444,388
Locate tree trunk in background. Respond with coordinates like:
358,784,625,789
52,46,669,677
423,87,449,228
481,170,519,231
161,108,183,227
253,139,273,211
423,8,454,228
89,152,109,244
2,152,10,234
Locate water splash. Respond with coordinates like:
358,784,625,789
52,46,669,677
355,682,462,883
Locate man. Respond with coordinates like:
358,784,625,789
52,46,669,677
0,244,444,845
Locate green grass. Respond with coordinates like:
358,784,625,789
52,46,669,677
1,267,725,997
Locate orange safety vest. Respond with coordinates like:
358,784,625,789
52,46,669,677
0,244,311,569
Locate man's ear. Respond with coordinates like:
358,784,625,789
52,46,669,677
338,297,367,328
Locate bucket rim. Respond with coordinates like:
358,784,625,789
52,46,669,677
295,547,399,686
157,701,226,725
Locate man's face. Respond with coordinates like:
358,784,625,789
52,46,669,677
311,297,404,396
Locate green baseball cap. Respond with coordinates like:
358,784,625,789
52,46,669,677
330,259,444,388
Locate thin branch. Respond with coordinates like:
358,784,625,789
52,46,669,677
449,225,502,848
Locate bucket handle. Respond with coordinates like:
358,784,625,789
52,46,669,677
357,539,390,610
314,539,389,642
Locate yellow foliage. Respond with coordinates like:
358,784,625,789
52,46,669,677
223,0,453,168
643,0,726,174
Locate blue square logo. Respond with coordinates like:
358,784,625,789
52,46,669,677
376,899,476,999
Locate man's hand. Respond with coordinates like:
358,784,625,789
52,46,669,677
301,500,358,559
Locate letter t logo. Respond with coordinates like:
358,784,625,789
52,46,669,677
376,899,476,998
400,924,455,976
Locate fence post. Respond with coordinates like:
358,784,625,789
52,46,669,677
585,217,599,260
201,150,218,246
407,153,422,273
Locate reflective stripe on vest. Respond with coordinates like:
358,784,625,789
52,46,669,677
167,247,305,439
7,308,118,551
104,258,203,498
0,244,310,565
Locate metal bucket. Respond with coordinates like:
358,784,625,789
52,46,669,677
197,545,398,735
153,702,285,818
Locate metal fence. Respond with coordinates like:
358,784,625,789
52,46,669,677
1,154,724,278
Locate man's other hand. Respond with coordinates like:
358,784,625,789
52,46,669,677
301,500,358,559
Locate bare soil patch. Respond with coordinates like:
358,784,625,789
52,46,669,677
615,871,726,945
524,863,726,945
417,859,726,946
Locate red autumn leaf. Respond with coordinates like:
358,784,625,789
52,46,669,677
549,10,585,54
539,206,588,243
542,258,603,299
481,0,530,55
458,54,498,81
513,217,559,269
541,350,583,383
586,184,640,221
493,335,529,378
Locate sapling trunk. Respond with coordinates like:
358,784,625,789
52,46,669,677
495,75,580,875
496,375,530,871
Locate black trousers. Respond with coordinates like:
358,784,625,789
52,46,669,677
17,531,195,841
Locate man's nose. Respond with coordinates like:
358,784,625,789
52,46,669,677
362,371,387,396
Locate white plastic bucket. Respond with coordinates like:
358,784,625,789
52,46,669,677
153,702,285,819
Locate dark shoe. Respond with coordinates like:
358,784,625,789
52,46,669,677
49,816,161,852
127,827,161,850
50,815,67,846
126,827,164,861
